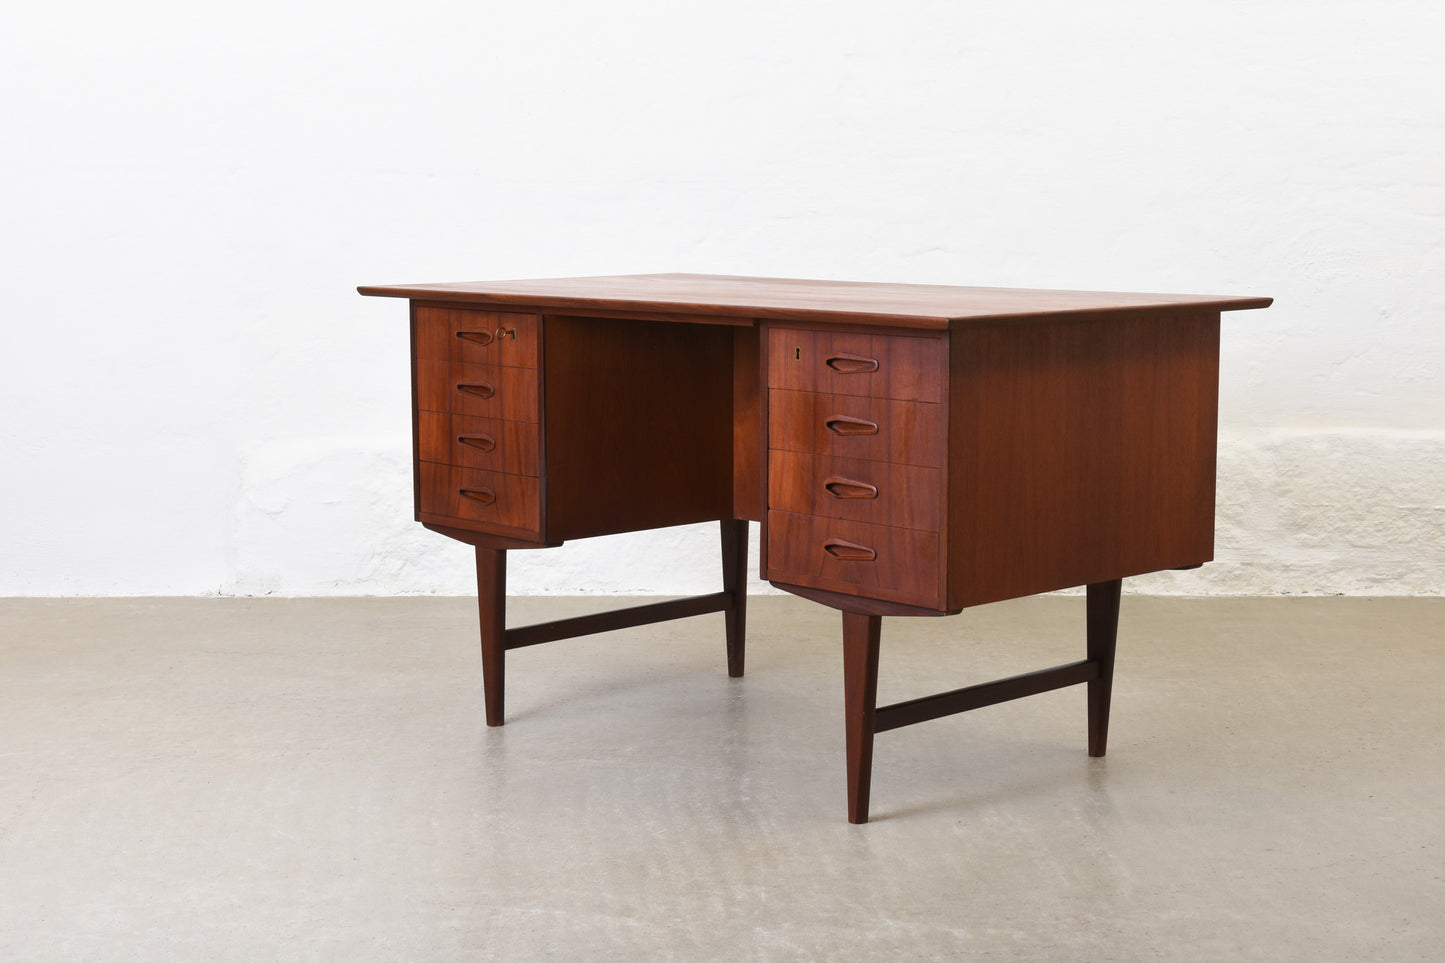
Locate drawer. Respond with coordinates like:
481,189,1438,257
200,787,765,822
768,390,943,468
417,464,541,535
415,307,539,368
767,327,942,403
417,411,540,476
769,450,941,532
766,511,942,609
416,360,540,422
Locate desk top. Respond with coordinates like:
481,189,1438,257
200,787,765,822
358,273,1271,330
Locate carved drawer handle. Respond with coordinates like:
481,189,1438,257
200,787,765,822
459,487,496,506
456,382,495,399
456,330,495,346
825,353,879,374
823,538,877,562
825,415,879,436
824,476,879,500
457,434,497,452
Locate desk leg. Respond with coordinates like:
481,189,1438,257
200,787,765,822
476,547,507,727
721,519,748,678
843,611,882,824
1086,578,1121,756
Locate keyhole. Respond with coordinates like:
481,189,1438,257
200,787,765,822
794,347,801,360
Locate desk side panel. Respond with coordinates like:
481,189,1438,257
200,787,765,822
946,310,1221,608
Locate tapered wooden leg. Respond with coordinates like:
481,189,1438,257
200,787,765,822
1086,579,1122,756
721,519,748,678
476,547,507,727
843,611,882,824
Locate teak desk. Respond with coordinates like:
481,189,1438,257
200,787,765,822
359,274,1271,822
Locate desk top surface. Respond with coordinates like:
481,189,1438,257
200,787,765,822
358,273,1271,329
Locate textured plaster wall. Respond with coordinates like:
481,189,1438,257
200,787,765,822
2,1,1441,597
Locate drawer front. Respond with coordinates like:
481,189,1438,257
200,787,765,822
768,390,944,468
418,411,540,476
768,327,943,403
416,360,540,422
417,464,540,535
415,307,539,368
766,511,941,609
768,450,941,532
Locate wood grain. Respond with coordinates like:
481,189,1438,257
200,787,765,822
542,315,733,540
417,411,540,476
768,581,960,617
945,308,1221,608
767,390,944,468
415,306,539,366
767,327,944,402
731,325,762,522
476,547,506,726
415,360,539,422
1087,579,1122,757
722,518,748,677
766,510,942,609
363,274,1272,330
842,611,881,824
417,463,540,536
768,450,941,532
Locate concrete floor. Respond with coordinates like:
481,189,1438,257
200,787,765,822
0,596,1440,961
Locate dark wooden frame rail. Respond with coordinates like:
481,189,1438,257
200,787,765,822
359,273,1271,823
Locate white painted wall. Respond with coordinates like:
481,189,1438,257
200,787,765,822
2,1,1440,597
